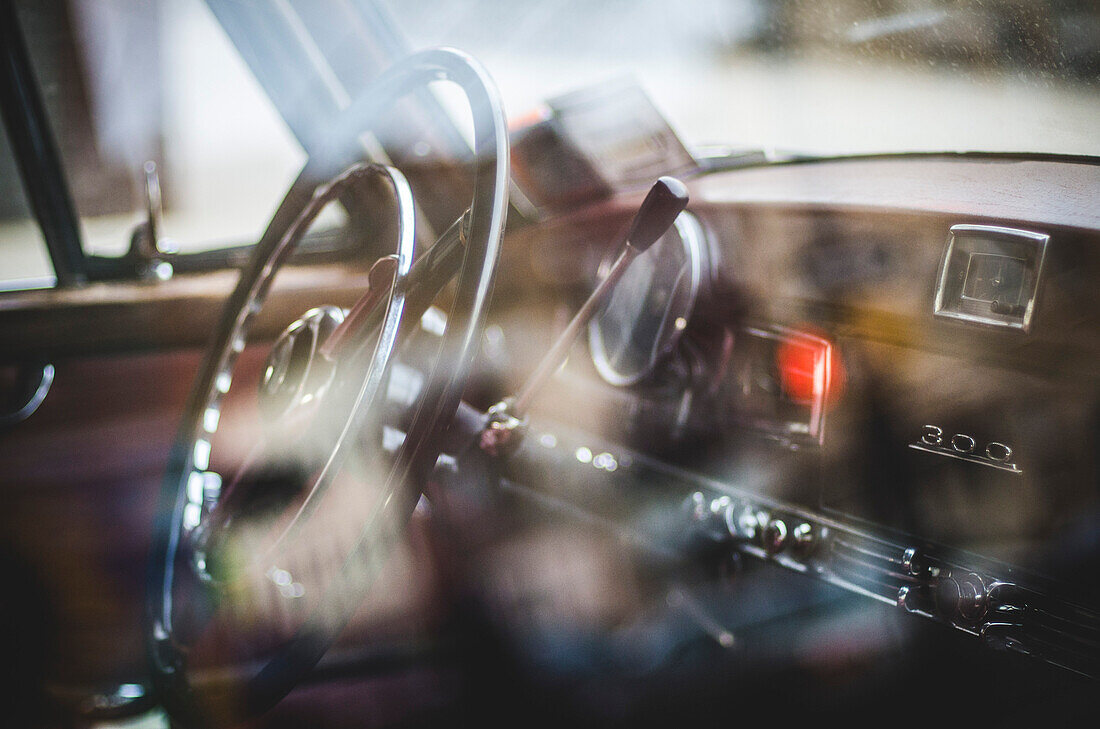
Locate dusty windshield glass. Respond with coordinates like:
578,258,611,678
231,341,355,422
380,0,1099,158
1,0,1097,287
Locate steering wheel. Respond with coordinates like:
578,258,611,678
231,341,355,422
147,48,509,726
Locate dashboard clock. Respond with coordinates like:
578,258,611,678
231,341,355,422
934,224,1048,332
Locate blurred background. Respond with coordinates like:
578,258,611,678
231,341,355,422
2,0,1098,284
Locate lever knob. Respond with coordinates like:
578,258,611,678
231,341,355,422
624,176,689,252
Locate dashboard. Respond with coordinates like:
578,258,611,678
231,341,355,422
3,0,1097,721
3,152,1097,725
485,154,1100,681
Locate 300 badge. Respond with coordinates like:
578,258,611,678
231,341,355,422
908,424,1021,474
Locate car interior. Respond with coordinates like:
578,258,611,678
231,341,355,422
1,1,1098,726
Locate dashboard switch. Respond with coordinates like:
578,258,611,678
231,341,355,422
902,547,922,577
791,522,815,557
727,505,759,544
762,518,788,555
935,573,988,623
957,573,989,621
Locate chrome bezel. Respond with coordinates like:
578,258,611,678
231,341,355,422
933,224,1049,333
588,211,705,387
732,325,834,445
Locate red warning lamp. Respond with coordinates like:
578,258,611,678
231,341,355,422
776,332,844,406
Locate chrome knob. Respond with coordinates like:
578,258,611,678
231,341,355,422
957,573,989,621
791,522,815,556
935,572,988,622
725,504,759,544
762,518,788,555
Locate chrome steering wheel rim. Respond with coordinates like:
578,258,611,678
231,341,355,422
147,48,509,726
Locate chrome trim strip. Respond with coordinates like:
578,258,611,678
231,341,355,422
907,443,1023,474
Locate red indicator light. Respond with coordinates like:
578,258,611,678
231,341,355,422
776,340,819,404
776,333,844,406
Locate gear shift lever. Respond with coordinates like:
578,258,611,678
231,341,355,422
480,176,688,454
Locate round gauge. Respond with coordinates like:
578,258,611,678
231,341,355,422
588,212,705,386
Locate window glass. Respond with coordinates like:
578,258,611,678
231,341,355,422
0,128,53,288
377,0,1100,158
0,0,306,284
